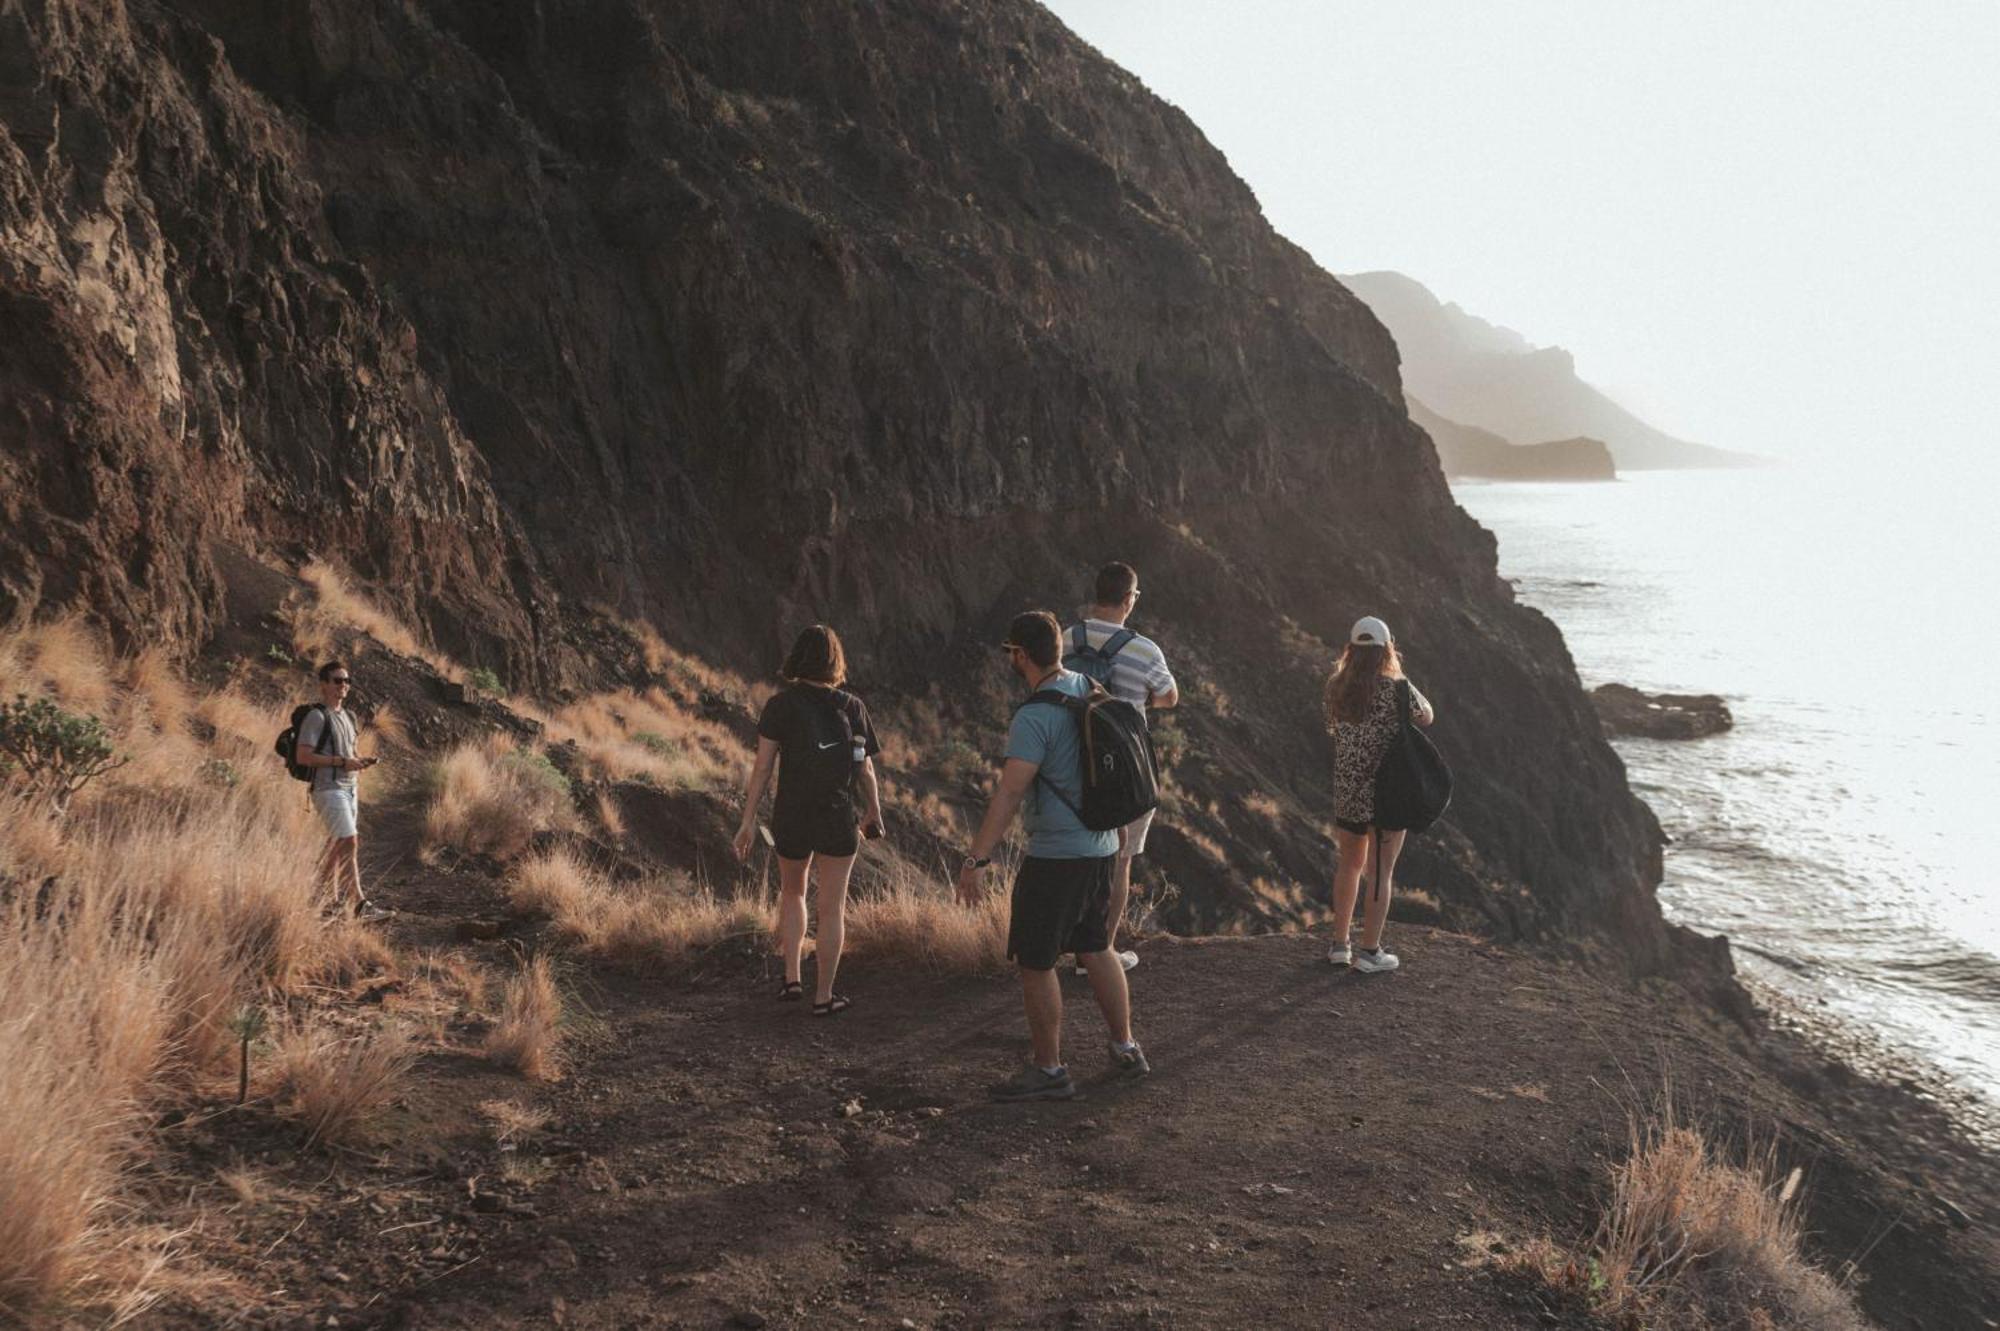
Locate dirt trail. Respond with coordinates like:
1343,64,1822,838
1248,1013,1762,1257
375,928,1998,1331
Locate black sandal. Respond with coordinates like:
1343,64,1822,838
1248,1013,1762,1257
777,980,804,1001
811,994,852,1017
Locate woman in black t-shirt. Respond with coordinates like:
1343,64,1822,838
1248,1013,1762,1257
734,625,884,1015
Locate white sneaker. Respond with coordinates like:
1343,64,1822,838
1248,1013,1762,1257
1351,946,1400,974
1326,942,1353,967
355,901,393,923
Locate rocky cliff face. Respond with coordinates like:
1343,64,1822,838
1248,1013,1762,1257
0,0,1699,969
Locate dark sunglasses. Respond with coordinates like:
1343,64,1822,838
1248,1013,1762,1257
328,676,352,685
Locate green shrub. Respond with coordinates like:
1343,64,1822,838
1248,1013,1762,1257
505,748,571,797
467,666,505,696
633,731,678,758
0,693,128,815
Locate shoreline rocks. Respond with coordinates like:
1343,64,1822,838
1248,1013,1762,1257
1591,683,1733,740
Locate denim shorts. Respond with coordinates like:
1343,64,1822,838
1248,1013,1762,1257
312,787,359,839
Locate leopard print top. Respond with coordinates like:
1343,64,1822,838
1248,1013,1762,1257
1330,675,1433,826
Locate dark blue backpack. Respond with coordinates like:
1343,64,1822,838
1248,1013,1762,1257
1062,623,1137,689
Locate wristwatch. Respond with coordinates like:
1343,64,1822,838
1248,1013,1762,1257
960,853,992,871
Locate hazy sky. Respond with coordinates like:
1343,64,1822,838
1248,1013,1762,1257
1042,1,2000,474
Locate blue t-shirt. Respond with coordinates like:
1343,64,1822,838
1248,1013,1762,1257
1006,670,1120,860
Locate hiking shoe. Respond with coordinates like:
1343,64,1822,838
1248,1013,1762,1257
988,1064,1075,1102
1352,946,1400,974
1073,950,1140,976
1109,1040,1151,1077
1326,942,1353,967
355,901,392,923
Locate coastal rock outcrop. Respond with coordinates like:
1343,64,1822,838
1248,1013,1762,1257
1592,683,1735,740
0,0,1691,968
1409,397,1616,481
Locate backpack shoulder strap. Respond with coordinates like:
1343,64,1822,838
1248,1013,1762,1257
311,703,336,755
1102,628,1138,660
1394,677,1411,726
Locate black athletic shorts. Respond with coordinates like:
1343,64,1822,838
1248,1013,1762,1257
772,805,858,861
1335,817,1371,835
1006,855,1114,971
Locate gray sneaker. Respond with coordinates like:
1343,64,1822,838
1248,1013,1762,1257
355,901,393,923
989,1064,1075,1102
1109,1040,1151,1077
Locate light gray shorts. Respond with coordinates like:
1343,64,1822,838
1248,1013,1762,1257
1116,808,1155,860
312,787,359,840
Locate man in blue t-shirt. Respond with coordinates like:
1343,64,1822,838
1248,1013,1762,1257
956,610,1151,1101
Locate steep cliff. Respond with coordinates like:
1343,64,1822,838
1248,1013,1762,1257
1344,269,1754,471
0,1,1693,967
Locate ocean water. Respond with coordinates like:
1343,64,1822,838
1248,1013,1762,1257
1452,467,2000,1115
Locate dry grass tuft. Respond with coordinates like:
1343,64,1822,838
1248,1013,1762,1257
291,561,429,665
846,858,1011,974
484,956,565,1081
1509,1111,1868,1330
510,848,770,967
421,736,578,860
479,1099,550,1148
538,688,743,792
273,1021,416,1148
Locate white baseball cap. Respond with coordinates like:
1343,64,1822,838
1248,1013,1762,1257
1349,616,1393,646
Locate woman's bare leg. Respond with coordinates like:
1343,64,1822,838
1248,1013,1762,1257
775,854,812,985
810,852,856,1003
1359,829,1407,951
1330,827,1370,943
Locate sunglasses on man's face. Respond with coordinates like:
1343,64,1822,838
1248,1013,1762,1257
328,677,352,685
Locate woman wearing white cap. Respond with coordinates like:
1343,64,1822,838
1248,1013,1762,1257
1322,615,1434,972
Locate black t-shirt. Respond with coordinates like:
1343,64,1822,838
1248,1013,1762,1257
756,685,880,821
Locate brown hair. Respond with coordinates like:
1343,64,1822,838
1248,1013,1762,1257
318,659,349,683
1323,641,1404,727
781,624,847,687
1093,561,1138,606
1005,610,1062,670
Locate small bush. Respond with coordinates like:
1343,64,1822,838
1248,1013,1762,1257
273,1021,415,1148
1513,1112,1868,1330
0,694,129,814
467,666,504,695
422,737,578,861
484,956,564,1081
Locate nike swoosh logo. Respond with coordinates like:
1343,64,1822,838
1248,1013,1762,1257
817,740,842,749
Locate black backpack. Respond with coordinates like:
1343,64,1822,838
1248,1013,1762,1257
781,687,860,810
276,703,333,783
1372,679,1452,834
1062,623,1137,690
1020,683,1159,832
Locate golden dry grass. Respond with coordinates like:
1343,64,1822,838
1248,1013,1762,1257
0,623,402,1318
1508,1110,1868,1330
846,857,1011,974
484,955,565,1081
289,560,430,665
537,688,744,792
421,735,578,860
509,848,770,967
272,1020,416,1148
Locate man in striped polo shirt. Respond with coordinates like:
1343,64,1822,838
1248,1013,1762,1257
1065,561,1179,973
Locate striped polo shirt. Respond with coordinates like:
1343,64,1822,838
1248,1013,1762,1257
1072,618,1176,708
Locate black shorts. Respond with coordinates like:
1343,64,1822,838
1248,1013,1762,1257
772,806,858,861
1006,855,1114,971
1335,817,1371,835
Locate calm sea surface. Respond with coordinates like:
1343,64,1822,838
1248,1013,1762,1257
1453,467,2000,1114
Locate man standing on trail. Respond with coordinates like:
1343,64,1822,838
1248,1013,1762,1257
1064,561,1178,974
296,661,389,921
957,610,1150,1102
